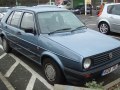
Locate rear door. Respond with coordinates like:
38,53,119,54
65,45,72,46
4,11,23,48
107,4,120,33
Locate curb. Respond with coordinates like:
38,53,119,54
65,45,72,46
54,84,99,90
54,78,120,90
104,78,120,90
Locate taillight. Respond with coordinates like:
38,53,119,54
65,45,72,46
97,8,103,17
97,11,102,17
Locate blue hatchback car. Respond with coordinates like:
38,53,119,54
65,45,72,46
0,6,120,85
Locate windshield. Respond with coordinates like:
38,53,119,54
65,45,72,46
37,11,85,34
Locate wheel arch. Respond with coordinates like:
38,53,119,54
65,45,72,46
98,20,110,29
0,32,7,40
40,51,64,73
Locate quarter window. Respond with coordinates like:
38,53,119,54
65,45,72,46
20,13,34,30
10,11,22,27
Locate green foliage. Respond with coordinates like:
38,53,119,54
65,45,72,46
85,80,104,90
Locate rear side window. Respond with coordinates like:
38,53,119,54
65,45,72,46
20,12,34,30
107,5,113,14
10,11,22,27
108,4,120,15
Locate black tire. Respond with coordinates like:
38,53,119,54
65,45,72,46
43,58,65,85
99,22,110,34
2,37,12,53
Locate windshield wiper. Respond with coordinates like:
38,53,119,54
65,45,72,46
48,28,72,35
71,26,86,32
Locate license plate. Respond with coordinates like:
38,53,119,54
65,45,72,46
102,64,118,76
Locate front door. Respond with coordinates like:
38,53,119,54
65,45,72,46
17,12,39,60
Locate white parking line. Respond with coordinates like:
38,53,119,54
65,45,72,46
0,45,53,90
26,75,36,90
0,45,3,50
5,61,19,77
0,72,15,90
9,54,53,90
0,53,7,59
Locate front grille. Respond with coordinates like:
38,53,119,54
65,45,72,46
91,47,120,66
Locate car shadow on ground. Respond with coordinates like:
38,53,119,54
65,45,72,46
110,32,120,37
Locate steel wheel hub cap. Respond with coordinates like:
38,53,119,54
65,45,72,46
45,64,56,81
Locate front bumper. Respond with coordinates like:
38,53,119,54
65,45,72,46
64,58,120,83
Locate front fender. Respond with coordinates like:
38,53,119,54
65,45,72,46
0,31,7,39
41,51,64,70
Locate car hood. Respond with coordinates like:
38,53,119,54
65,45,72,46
48,29,120,58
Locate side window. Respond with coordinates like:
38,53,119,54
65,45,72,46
107,5,114,14
112,5,120,15
108,5,120,15
11,11,22,27
6,12,14,24
20,13,34,30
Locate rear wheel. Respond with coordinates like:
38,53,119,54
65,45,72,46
43,58,65,85
2,37,12,53
99,22,110,34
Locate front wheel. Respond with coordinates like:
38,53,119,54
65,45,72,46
43,58,65,85
99,22,110,34
2,37,12,53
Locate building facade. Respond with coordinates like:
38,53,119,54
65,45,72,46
114,0,120,2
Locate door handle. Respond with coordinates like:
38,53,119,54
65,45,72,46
16,32,22,35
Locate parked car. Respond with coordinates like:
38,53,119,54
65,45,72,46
46,1,71,9
46,2,55,5
73,4,92,15
0,6,120,85
0,7,10,20
98,3,120,34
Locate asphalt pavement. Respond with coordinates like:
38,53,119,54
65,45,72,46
0,48,52,90
0,79,8,90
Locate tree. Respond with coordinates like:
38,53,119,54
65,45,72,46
0,0,49,6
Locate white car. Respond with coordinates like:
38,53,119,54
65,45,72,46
98,3,120,34
0,7,10,20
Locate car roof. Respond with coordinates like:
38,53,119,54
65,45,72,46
12,5,68,13
105,3,120,6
